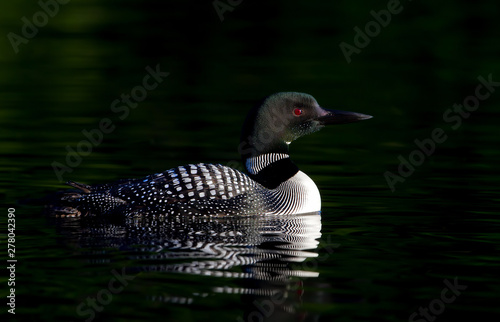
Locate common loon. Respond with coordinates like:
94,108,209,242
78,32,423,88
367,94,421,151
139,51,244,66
58,92,371,217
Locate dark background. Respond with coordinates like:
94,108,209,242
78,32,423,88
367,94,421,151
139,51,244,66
1,0,499,321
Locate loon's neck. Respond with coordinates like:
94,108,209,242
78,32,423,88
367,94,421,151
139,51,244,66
244,153,322,214
244,153,299,189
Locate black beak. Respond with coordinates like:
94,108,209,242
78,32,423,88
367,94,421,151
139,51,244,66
316,108,372,125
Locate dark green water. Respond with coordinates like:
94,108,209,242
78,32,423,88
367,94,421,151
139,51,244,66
1,1,500,321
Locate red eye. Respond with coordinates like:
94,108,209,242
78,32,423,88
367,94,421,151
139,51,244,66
293,108,303,116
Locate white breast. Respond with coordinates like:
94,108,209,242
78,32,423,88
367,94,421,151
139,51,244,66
268,171,321,215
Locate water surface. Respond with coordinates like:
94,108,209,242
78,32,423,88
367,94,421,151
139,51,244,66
1,1,500,321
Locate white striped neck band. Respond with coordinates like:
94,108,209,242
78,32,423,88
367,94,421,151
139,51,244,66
245,153,290,175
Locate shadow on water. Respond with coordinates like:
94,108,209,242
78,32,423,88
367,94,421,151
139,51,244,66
48,210,331,320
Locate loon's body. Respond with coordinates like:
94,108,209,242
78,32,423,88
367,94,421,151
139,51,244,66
58,92,371,217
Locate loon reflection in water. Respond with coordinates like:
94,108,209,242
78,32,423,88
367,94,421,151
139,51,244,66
50,92,371,217
52,211,336,319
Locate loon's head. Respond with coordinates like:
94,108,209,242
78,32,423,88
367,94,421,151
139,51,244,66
239,92,372,159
